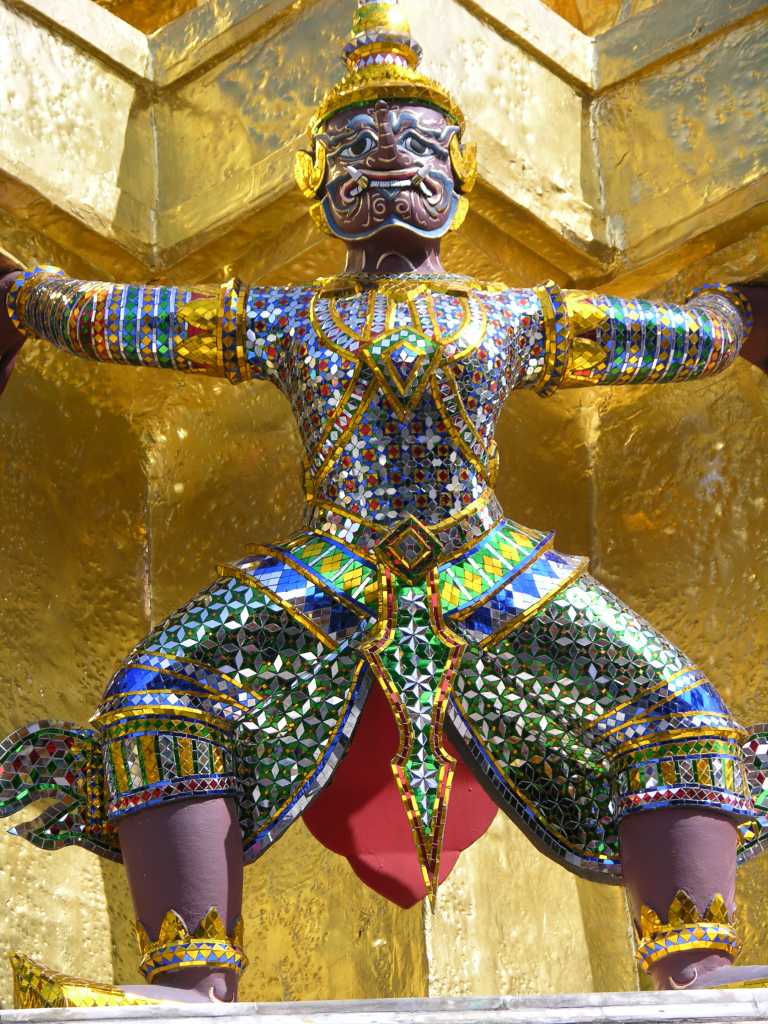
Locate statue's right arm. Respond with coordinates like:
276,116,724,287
5,266,298,387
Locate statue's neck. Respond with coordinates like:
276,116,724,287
343,235,446,277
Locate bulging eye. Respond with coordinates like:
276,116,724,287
402,135,434,157
339,135,376,160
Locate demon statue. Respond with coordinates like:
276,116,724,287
1,0,767,1008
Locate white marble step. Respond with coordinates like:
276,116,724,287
2,991,768,1024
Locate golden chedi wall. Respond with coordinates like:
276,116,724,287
0,0,766,1007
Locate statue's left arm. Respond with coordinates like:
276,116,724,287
520,282,767,395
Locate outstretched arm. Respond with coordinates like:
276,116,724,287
521,281,762,395
2,265,299,390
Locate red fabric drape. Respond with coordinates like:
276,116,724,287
303,680,498,906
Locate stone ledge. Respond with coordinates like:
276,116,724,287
2,991,768,1024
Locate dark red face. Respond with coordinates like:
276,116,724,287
316,100,460,242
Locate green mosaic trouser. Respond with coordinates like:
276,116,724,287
446,574,763,881
0,564,764,883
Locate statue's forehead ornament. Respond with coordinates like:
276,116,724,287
295,0,477,207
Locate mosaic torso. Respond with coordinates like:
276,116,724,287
293,281,523,533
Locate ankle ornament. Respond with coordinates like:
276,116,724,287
136,908,247,983
635,890,741,974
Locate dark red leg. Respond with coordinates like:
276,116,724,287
620,808,768,989
118,796,244,1002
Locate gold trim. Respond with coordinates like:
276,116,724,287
360,567,466,903
309,500,383,529
594,677,723,739
444,295,488,361
236,546,376,614
296,520,382,563
449,536,556,621
308,362,365,463
533,282,559,395
132,649,263,695
115,663,262,708
475,559,588,646
214,279,231,379
234,280,250,381
635,891,740,973
94,703,234,731
314,273,506,301
347,40,419,70
218,564,338,650
10,953,162,1009
99,681,250,718
136,908,248,983
430,370,492,484
319,486,497,534
307,486,503,562
8,267,61,335
606,718,746,755
582,665,703,732
360,337,442,422
309,64,465,136
313,379,379,488
311,283,481,357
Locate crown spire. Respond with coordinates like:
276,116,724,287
343,1,423,72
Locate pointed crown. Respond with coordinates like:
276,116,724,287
309,0,465,135
638,891,735,940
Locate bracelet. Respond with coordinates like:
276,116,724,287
533,281,571,396
5,266,65,336
686,283,754,339
635,889,741,974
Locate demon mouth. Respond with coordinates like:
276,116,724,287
339,168,443,205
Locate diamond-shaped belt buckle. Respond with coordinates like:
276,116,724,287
375,515,443,579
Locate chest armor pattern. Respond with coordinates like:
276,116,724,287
294,283,532,524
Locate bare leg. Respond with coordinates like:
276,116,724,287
117,797,244,1003
620,808,768,989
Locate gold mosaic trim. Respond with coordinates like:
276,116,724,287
477,558,588,647
10,953,161,1009
219,564,338,650
635,891,741,973
611,721,747,758
310,64,465,135
136,908,248,983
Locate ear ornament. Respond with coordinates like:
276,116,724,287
449,135,477,194
295,140,328,199
450,195,470,233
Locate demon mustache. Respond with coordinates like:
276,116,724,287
336,167,444,206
